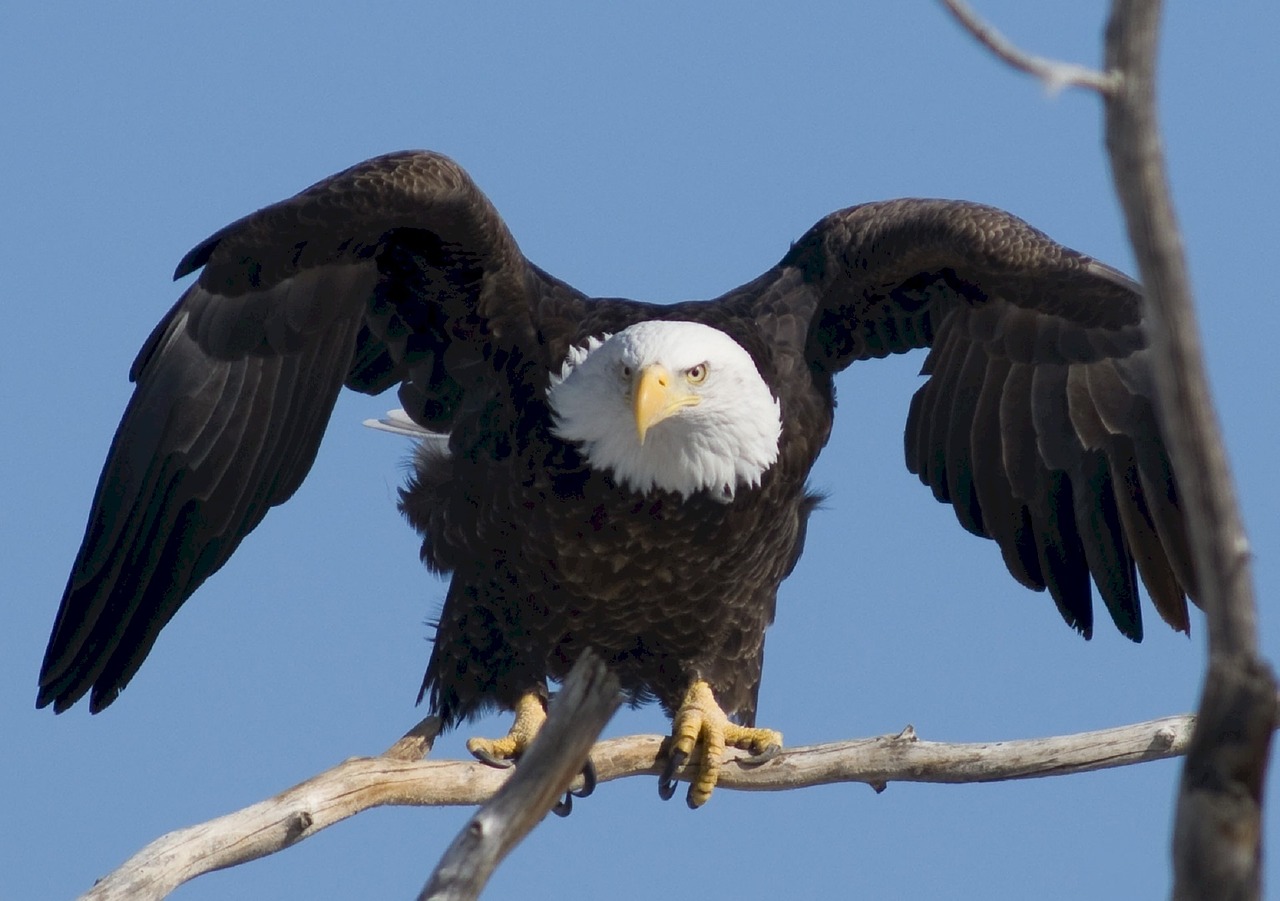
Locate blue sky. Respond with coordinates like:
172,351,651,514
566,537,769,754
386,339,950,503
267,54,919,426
4,2,1277,899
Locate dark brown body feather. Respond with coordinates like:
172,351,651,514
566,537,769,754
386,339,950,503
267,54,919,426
399,289,830,727
38,151,1197,720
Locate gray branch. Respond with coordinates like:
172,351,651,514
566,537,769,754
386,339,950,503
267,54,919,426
939,0,1119,94
79,712,1219,900
419,651,621,901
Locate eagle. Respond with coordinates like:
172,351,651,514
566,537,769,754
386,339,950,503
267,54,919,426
38,150,1198,808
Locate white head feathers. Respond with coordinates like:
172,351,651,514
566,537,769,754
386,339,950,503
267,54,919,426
546,320,782,502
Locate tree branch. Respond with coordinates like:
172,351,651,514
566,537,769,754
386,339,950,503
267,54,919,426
82,712,1212,900
80,715,441,901
939,0,1119,94
419,651,622,901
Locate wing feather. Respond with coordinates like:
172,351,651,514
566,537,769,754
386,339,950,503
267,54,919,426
944,341,989,536
781,198,1196,639
969,355,1041,589
44,164,1200,716
39,151,583,712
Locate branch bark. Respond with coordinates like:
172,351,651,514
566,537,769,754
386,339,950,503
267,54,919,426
419,651,621,901
82,712,1209,900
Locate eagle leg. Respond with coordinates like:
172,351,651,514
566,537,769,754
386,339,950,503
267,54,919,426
466,691,547,766
659,680,783,809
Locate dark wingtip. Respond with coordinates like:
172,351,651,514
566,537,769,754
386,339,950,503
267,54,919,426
35,681,82,714
88,685,120,714
1114,609,1144,644
35,670,97,714
35,670,71,713
37,624,128,714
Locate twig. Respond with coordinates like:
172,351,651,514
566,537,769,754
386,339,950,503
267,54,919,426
81,712,1208,900
419,652,621,901
939,0,1120,95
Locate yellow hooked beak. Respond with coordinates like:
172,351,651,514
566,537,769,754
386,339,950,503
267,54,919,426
633,364,700,444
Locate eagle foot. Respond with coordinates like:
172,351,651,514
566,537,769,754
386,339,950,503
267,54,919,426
737,743,781,767
659,680,782,809
468,692,597,816
574,756,598,798
466,692,547,766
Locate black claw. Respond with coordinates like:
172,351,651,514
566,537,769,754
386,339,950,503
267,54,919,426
552,792,573,817
657,775,677,801
739,743,782,767
471,748,516,769
571,756,597,799
685,786,701,810
658,748,688,801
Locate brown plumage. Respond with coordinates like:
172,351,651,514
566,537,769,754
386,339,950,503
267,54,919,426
39,152,1196,785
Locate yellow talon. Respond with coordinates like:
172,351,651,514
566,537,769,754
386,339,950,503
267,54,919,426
661,680,782,808
466,692,547,765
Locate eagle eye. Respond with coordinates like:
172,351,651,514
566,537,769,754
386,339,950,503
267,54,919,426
685,363,708,385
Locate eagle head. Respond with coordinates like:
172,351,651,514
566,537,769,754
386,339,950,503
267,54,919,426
547,320,782,502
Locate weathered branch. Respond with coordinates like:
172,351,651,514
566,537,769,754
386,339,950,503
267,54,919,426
419,652,622,901
939,0,1119,94
83,713,1207,900
1101,3,1277,898
80,715,442,901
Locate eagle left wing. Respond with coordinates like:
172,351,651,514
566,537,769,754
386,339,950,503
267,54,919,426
782,199,1196,640
39,151,564,713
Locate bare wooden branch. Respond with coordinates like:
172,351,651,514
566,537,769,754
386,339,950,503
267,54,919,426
1100,3,1277,898
419,652,622,901
386,715,444,762
1173,661,1278,901
81,713,1209,900
939,0,1119,94
81,715,442,901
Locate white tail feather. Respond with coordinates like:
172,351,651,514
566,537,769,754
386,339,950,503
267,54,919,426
363,409,443,443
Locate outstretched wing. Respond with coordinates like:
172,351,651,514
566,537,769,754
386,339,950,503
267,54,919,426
39,151,580,713
783,199,1196,640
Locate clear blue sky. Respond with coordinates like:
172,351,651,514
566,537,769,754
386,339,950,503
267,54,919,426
4,2,1277,899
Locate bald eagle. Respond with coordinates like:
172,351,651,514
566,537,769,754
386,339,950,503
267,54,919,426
39,151,1197,807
